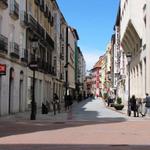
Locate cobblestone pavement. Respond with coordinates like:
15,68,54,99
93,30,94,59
0,98,150,150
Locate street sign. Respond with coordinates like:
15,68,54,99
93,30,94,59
29,62,38,70
0,64,6,75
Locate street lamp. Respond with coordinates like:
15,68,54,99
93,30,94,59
64,64,68,108
126,52,132,116
29,37,39,120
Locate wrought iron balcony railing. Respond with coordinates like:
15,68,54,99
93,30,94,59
0,34,8,53
20,48,28,62
0,0,8,9
34,0,40,5
9,42,20,59
60,53,64,60
44,5,49,18
20,11,28,27
9,0,19,20
37,23,45,39
40,0,44,12
45,32,54,49
28,14,38,32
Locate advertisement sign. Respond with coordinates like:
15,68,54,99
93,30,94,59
0,64,6,75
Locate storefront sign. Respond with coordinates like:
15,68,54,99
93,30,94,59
0,64,6,75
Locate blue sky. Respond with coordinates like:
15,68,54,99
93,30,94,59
57,0,120,70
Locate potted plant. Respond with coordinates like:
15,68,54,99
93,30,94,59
103,93,108,102
114,97,124,110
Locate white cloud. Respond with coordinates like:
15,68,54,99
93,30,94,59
83,50,103,71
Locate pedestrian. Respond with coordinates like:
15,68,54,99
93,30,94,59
136,98,142,117
107,96,111,107
52,93,58,115
142,93,150,117
65,94,69,111
56,94,60,113
130,95,137,117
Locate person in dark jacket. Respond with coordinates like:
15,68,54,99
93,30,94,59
143,93,150,117
130,95,137,117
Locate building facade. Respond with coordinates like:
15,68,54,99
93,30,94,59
0,0,85,116
120,0,147,100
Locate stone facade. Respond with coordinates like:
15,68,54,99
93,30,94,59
0,0,85,116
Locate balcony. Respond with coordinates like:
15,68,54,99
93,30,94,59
21,49,28,62
34,0,40,5
45,32,54,49
28,14,38,32
51,66,56,76
60,33,64,42
0,0,8,9
9,0,19,20
10,42,20,59
44,5,49,18
44,62,49,73
60,73,64,80
60,53,64,60
37,23,45,39
40,0,44,12
20,11,28,27
0,34,8,53
50,16,54,27
48,11,51,23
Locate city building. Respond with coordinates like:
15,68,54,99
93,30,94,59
112,5,126,102
120,0,147,100
0,0,27,115
104,42,112,95
65,27,79,99
75,46,86,99
0,0,85,116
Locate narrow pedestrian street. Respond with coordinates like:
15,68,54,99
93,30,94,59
0,98,150,150
71,98,126,121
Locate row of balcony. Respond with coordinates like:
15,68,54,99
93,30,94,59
36,58,56,75
0,0,19,20
0,34,28,62
34,0,54,26
20,13,54,49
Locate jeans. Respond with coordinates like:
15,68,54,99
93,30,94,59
144,107,150,116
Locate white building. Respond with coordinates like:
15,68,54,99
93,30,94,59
0,0,28,115
120,0,147,99
0,0,68,116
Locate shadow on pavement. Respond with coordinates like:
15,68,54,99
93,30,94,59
0,117,126,138
0,98,128,138
0,144,150,150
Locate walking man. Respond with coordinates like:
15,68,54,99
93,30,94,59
143,93,150,117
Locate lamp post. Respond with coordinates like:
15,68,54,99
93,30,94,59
126,52,132,116
29,37,38,120
64,26,68,109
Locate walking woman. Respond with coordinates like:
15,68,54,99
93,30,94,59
130,95,137,117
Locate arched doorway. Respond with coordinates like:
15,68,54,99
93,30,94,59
9,68,14,114
19,71,24,112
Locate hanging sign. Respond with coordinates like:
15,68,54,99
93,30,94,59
0,64,6,75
